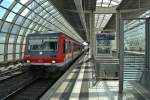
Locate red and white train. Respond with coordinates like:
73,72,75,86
23,31,83,72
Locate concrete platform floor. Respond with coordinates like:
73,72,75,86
40,52,145,100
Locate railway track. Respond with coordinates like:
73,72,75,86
4,78,55,100
0,67,21,77
0,67,60,100
0,53,84,100
0,64,29,81
0,71,35,100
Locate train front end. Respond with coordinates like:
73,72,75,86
23,32,64,71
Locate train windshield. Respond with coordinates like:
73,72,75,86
28,36,58,51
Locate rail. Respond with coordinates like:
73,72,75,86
0,63,22,75
0,64,29,82
112,50,145,56
0,71,34,100
2,78,54,100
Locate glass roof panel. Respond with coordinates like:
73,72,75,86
0,33,6,43
20,0,30,4
0,7,6,19
111,1,118,5
12,3,22,13
0,44,4,54
11,25,20,34
0,0,14,8
103,0,110,3
96,0,122,7
97,0,102,3
42,1,49,7
21,8,30,16
28,1,38,9
95,0,122,33
6,12,16,22
102,4,109,7
2,22,11,32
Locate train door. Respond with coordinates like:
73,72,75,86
71,42,74,59
68,41,72,60
63,39,66,63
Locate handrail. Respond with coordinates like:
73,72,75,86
112,50,145,55
124,51,145,55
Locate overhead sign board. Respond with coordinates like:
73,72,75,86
96,34,115,40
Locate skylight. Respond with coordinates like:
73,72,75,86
95,0,122,33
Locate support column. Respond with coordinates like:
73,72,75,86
93,14,96,57
116,11,120,51
145,18,150,70
145,18,150,86
116,10,124,93
119,17,124,94
89,11,95,57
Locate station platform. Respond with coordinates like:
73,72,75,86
40,52,144,100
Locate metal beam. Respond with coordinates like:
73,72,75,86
96,27,115,31
120,7,150,13
74,0,89,41
59,6,150,14
94,6,150,14
58,6,117,14
94,6,117,14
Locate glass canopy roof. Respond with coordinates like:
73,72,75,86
95,0,122,33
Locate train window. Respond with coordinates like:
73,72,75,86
74,43,76,51
28,40,42,51
42,41,58,51
28,36,58,51
74,43,79,52
66,41,69,53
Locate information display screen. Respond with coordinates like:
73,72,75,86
96,34,115,40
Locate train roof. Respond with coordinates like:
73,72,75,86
27,31,60,36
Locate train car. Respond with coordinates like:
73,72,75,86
23,31,83,72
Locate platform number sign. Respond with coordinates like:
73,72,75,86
96,34,115,40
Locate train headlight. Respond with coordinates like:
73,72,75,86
27,60,30,63
52,60,56,64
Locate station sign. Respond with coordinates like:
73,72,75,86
96,34,115,40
